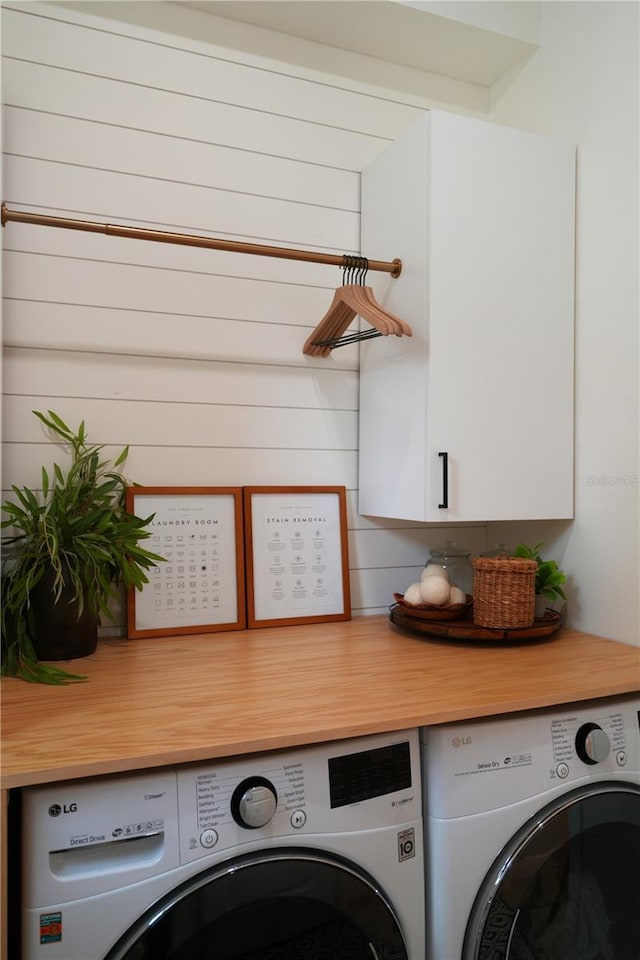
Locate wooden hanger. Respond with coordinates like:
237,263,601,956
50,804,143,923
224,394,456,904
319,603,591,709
303,257,412,357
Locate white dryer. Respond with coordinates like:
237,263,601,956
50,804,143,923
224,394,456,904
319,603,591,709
21,728,424,960
421,694,640,960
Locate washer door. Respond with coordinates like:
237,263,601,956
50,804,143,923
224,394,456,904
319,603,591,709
463,781,640,960
104,847,408,960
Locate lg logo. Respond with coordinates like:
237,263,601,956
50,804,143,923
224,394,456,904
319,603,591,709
451,736,472,748
48,803,78,817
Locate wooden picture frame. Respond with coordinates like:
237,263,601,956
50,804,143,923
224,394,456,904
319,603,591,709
243,485,351,628
125,486,245,638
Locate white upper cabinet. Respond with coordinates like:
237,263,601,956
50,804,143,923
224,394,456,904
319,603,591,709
359,109,575,522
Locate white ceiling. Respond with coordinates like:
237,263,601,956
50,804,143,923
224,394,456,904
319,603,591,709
180,1,539,87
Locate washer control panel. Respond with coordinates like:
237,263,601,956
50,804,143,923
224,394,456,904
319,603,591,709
177,728,420,864
23,729,421,903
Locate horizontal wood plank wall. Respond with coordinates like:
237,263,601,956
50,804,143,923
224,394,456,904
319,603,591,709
1,1,486,622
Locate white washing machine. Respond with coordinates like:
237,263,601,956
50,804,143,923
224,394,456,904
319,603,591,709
421,694,640,960
21,728,424,960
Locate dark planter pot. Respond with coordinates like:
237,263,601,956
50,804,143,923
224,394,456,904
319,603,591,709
30,567,99,661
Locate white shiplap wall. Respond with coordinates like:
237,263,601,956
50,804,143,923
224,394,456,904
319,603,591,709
1,1,487,632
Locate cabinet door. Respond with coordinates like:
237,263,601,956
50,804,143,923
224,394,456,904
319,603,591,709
359,110,575,522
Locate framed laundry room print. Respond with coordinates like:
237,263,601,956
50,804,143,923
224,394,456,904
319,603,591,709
243,485,351,629
125,486,245,638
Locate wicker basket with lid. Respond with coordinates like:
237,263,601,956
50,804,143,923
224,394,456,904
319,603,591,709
472,556,537,629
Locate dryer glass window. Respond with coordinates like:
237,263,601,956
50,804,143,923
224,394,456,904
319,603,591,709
465,784,640,960
105,849,408,960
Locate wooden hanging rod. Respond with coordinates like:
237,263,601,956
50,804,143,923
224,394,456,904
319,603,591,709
1,203,402,277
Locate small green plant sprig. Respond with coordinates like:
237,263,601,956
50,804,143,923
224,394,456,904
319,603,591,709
514,541,567,602
1,410,164,684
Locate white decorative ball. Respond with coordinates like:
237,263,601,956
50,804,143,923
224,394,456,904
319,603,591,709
403,582,424,605
420,576,451,606
421,563,450,584
449,585,467,605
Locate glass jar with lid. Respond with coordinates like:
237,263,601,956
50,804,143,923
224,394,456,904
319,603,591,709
425,540,473,596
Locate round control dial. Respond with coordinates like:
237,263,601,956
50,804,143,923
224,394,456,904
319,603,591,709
575,722,610,765
231,776,278,829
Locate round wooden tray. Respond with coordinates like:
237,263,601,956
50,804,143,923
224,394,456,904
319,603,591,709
389,603,562,642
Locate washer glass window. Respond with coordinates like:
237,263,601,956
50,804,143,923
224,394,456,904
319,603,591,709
105,848,408,960
464,783,640,960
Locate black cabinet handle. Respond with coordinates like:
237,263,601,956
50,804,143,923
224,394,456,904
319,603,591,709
438,451,448,509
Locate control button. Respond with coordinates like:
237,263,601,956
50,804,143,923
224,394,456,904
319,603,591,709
239,785,277,828
199,829,218,849
556,762,570,779
575,723,610,765
290,809,306,829
616,750,628,767
231,777,278,829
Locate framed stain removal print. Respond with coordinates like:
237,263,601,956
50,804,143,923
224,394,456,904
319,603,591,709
125,486,245,638
243,485,351,628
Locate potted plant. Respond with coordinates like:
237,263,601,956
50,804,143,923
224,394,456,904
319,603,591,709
1,410,163,684
514,541,567,618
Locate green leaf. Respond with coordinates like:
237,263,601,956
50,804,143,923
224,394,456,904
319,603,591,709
113,446,129,467
33,409,74,443
2,655,88,684
9,484,41,515
46,409,72,433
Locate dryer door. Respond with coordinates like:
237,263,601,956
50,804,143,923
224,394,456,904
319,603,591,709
463,781,640,960
104,847,408,960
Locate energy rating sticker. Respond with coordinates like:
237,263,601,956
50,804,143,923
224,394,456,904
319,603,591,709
40,912,62,944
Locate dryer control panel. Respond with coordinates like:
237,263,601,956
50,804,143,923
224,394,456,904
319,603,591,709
422,695,640,819
549,710,628,777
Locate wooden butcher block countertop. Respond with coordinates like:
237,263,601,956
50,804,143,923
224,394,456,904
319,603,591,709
2,615,639,789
